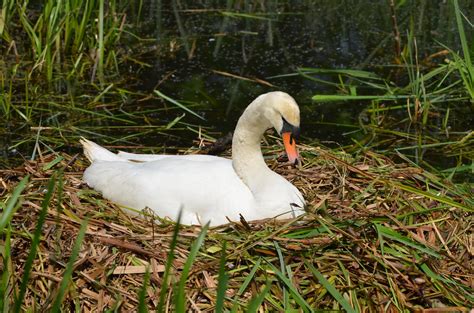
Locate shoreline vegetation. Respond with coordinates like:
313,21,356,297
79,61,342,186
1,0,473,311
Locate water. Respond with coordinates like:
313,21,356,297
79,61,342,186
1,0,473,172
134,0,472,138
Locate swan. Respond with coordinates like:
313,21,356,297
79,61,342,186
81,91,305,226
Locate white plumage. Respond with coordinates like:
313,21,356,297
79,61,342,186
81,91,305,225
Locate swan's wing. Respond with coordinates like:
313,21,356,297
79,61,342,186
83,157,255,225
116,151,171,162
116,151,224,162
81,138,226,163
81,138,126,162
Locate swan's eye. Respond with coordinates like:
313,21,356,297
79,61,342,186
281,117,300,140
281,117,293,134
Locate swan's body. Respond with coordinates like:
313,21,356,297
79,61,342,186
82,91,305,225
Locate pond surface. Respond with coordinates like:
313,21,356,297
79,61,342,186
138,0,472,139
1,0,473,172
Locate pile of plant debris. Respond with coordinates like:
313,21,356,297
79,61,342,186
1,142,472,312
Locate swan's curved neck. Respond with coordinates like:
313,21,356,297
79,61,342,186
232,97,273,191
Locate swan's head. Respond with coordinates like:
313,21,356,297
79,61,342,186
260,91,301,164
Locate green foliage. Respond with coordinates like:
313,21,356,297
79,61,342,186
50,218,89,312
215,242,229,313
305,261,357,313
1,0,127,80
0,176,29,233
157,211,181,312
175,222,209,311
453,0,474,102
308,1,473,171
138,268,150,313
13,174,56,313
0,1,473,310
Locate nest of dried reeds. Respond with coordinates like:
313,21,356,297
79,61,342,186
0,143,472,312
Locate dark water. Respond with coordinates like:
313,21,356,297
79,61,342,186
135,1,472,137
2,0,473,172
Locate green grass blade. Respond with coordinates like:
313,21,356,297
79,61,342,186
453,0,474,100
299,67,382,79
0,175,29,233
175,222,209,312
266,263,312,312
213,0,233,57
50,218,89,313
97,0,104,83
391,181,472,212
157,210,182,313
48,101,136,124
237,258,262,296
0,224,13,312
215,242,228,313
312,94,403,102
221,11,274,21
171,0,190,57
42,155,64,171
305,261,356,313
92,83,114,103
13,175,56,313
231,258,263,312
165,113,185,129
137,267,150,313
273,241,289,310
153,90,205,120
375,224,440,258
453,0,473,73
245,282,271,313
338,261,360,313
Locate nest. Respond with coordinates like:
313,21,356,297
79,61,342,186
0,144,472,312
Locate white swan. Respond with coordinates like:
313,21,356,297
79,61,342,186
81,91,305,226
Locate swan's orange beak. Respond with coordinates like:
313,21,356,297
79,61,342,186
282,132,299,164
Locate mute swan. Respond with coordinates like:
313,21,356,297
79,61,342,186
81,91,305,226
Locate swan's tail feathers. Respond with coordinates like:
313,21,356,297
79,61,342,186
80,137,123,162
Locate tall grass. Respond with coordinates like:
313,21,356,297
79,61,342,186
50,218,89,312
0,176,29,312
1,1,473,309
13,175,56,313
453,0,474,102
0,176,29,232
156,212,182,312
1,0,127,81
308,0,473,172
